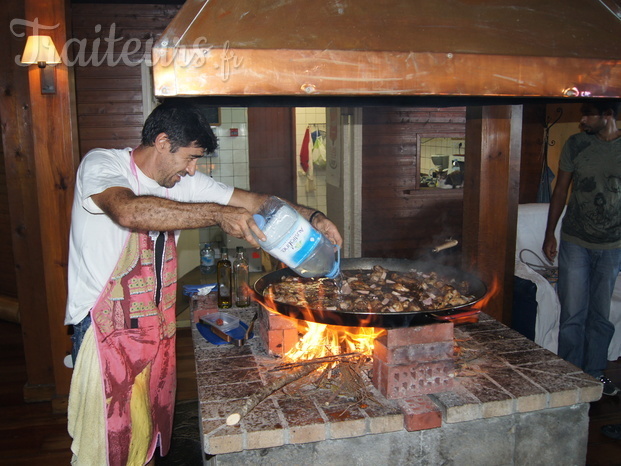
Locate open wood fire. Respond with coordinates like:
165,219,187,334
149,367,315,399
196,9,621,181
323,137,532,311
226,267,497,425
223,285,462,427
220,294,392,426
284,320,385,361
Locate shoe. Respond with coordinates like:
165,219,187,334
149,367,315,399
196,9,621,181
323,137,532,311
602,423,621,440
599,375,621,396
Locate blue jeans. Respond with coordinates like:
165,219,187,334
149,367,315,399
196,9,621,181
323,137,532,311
557,240,621,378
71,314,92,366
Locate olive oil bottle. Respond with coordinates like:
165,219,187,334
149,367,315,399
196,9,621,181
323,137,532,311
217,247,232,308
233,246,250,307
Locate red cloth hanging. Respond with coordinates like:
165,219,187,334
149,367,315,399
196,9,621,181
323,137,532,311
299,127,310,173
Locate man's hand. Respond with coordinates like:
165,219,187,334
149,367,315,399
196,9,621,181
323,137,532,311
542,234,558,264
215,206,266,248
312,213,343,247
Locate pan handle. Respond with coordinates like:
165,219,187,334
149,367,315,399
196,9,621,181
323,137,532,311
432,309,480,325
432,239,459,253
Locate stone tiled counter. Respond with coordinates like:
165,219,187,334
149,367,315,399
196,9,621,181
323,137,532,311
191,302,601,466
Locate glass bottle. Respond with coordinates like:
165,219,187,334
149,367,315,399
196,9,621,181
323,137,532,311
217,247,232,308
200,243,215,274
233,246,250,307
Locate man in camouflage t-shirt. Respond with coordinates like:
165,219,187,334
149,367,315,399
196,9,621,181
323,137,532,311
543,100,621,396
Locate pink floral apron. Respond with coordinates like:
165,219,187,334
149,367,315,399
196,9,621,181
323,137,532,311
91,229,178,465
84,152,179,464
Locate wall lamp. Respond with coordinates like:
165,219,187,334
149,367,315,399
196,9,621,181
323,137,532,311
21,35,61,94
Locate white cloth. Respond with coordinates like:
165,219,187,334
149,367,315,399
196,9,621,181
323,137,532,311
609,282,621,359
65,148,234,325
516,203,562,268
515,203,562,353
514,260,559,353
68,326,105,465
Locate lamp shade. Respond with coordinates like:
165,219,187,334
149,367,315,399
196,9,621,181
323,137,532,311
21,35,61,65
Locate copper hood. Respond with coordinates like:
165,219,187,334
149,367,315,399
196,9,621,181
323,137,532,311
152,0,621,98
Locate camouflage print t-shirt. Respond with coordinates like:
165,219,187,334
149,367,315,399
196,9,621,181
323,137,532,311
560,131,621,249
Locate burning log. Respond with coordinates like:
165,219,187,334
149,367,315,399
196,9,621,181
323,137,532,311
226,363,322,426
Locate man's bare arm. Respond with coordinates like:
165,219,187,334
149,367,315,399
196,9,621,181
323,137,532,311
91,186,263,245
93,186,343,248
542,169,572,262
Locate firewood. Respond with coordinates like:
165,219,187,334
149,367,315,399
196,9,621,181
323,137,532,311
268,352,361,372
226,363,321,426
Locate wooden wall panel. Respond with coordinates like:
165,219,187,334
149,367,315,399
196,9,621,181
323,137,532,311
519,104,547,204
248,107,296,202
361,107,466,262
1,0,55,395
0,142,17,298
19,0,81,403
462,105,522,324
71,3,181,156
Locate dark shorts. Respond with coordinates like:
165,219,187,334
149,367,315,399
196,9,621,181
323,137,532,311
71,314,92,366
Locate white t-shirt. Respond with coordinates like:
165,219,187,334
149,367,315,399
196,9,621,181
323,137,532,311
65,148,234,325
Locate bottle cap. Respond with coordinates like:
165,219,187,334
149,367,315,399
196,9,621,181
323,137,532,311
253,214,266,230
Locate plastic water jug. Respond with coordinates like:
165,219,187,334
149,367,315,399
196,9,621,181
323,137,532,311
252,197,340,278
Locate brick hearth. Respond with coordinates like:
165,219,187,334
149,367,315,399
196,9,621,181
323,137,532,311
190,298,602,464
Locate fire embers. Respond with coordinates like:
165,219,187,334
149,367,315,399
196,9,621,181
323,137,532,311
264,265,475,313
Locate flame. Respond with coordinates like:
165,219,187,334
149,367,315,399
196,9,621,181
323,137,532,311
476,276,500,309
255,287,282,314
253,283,385,363
284,320,385,363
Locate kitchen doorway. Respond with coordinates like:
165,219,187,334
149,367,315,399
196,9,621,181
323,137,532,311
295,108,327,213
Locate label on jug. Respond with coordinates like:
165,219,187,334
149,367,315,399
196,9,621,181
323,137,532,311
270,216,321,267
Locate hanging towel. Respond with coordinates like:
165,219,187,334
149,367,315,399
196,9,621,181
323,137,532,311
300,127,311,173
312,133,327,169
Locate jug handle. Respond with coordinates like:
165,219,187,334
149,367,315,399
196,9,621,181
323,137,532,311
334,244,341,269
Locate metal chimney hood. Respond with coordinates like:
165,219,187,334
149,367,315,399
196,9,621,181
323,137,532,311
152,0,621,98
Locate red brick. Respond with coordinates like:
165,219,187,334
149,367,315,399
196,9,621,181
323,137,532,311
191,293,218,323
259,306,298,330
257,305,272,331
372,356,384,391
397,396,442,431
264,328,299,356
375,322,454,348
266,329,286,355
282,328,299,353
373,339,454,365
372,357,454,399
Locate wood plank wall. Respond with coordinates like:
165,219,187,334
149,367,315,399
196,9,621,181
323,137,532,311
519,105,547,204
71,3,181,156
0,142,17,298
248,107,296,201
361,107,466,262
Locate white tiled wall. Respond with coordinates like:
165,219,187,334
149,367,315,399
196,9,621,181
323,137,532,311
295,107,327,213
197,107,249,246
193,106,328,253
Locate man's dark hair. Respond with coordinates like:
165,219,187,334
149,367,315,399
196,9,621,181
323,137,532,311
141,99,219,154
582,99,621,119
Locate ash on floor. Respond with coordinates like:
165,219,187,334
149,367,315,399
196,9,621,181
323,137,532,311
155,399,203,465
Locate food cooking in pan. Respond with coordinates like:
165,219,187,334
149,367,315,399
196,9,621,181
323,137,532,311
263,265,475,313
